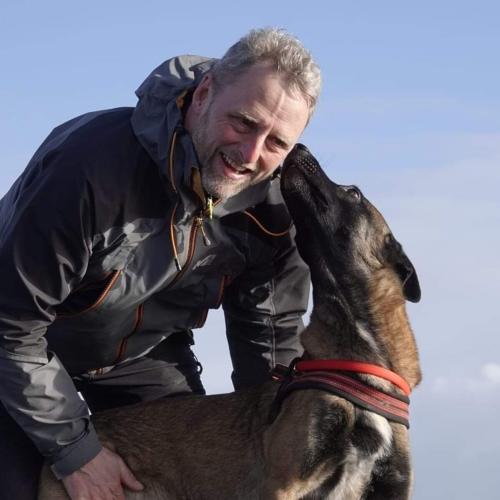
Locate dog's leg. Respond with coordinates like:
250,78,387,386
364,426,413,500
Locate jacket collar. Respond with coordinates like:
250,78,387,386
131,55,273,217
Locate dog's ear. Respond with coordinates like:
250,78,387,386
395,258,421,303
385,234,421,303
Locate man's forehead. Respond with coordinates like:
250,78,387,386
210,65,309,138
233,95,307,137
216,64,305,109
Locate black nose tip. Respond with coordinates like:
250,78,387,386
294,143,311,154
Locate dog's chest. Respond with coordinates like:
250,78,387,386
329,412,393,499
328,446,380,499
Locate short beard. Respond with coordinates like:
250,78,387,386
199,161,254,200
190,105,255,200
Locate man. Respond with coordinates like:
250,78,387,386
0,28,321,499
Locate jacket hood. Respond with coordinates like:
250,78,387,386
131,55,215,171
131,55,274,216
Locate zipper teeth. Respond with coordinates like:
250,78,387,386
169,201,182,269
114,303,144,363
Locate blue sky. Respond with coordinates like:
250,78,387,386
1,1,499,498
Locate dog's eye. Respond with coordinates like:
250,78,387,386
342,186,362,202
384,234,394,245
384,233,402,253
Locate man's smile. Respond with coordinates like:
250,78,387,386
220,152,254,180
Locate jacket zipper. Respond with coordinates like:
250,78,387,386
113,303,144,364
215,274,228,308
57,270,121,318
167,129,221,286
167,217,200,289
195,215,211,246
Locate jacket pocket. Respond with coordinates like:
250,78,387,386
56,270,122,317
113,303,144,363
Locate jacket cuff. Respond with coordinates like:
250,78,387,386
50,424,102,479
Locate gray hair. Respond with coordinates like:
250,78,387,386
211,28,321,119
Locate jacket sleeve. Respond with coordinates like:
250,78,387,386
222,224,310,389
0,137,102,478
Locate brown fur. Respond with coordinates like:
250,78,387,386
368,269,421,389
38,144,421,499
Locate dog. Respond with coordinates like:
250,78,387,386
38,144,421,499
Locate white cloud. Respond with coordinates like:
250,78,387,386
431,363,500,396
481,363,500,384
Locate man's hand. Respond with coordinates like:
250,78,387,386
62,446,144,500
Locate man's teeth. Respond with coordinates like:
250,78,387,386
221,153,249,173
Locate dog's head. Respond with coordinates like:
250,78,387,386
281,144,421,307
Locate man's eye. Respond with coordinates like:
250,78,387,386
270,138,287,151
231,117,252,132
240,117,254,128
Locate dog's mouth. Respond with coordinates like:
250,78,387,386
280,144,363,261
281,144,335,218
281,145,367,217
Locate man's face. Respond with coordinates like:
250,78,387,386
187,63,310,200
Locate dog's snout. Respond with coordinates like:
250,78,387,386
302,159,318,174
283,143,320,175
294,143,311,154
295,145,319,174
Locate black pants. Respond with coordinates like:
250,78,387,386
0,333,204,500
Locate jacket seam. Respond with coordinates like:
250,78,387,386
166,218,199,289
243,210,291,237
168,128,179,193
114,303,144,363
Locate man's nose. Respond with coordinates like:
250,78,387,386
240,134,265,165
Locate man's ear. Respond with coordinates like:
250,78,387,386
185,74,214,133
191,73,213,113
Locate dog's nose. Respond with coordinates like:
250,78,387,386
294,143,311,155
283,143,314,170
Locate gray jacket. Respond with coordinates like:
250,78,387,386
0,56,310,478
